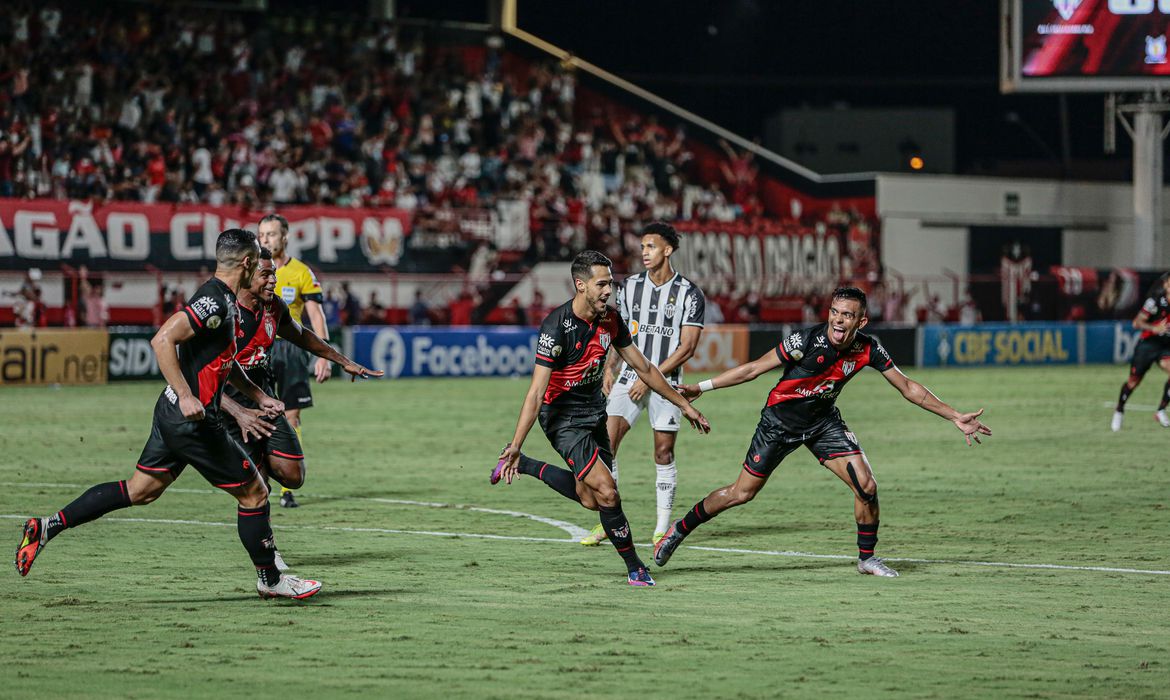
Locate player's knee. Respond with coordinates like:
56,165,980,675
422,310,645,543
728,486,757,507
654,448,674,465
593,485,619,509
270,459,305,489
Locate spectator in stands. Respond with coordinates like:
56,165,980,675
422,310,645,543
79,265,109,329
448,288,479,326
958,291,982,325
360,291,386,325
340,283,362,326
409,290,431,326
526,290,546,327
13,268,43,329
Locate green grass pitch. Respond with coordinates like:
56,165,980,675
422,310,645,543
1,365,1167,698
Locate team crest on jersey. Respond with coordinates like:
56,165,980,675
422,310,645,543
598,330,611,350
664,301,677,318
842,360,856,376
264,317,275,339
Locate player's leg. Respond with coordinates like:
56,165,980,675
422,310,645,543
280,408,302,507
1115,342,1154,431
277,342,314,508
585,382,640,545
15,421,179,577
265,414,305,489
497,409,584,504
578,452,654,585
648,391,682,544
812,422,898,577
1156,356,1170,427
654,412,793,567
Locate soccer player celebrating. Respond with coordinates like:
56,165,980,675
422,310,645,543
257,214,331,508
1111,273,1170,431
222,250,382,519
491,250,711,586
15,229,323,599
583,222,705,548
654,287,991,578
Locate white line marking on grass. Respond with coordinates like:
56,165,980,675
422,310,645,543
1100,401,1159,412
2,512,1169,577
0,481,589,541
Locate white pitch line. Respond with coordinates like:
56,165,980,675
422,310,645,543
2,511,1169,577
1100,401,1159,412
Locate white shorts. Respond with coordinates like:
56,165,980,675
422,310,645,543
606,373,682,433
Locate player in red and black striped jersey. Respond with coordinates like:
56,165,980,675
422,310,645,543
222,251,381,495
654,287,991,578
14,229,322,599
491,250,711,587
1112,274,1170,432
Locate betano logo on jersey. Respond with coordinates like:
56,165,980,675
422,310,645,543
635,323,676,337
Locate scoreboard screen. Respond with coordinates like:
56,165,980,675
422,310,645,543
1002,0,1170,91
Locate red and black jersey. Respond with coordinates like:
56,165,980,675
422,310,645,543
765,323,895,432
1137,290,1170,343
225,296,291,409
535,299,633,411
164,277,240,413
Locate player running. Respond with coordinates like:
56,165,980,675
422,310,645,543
15,229,323,599
653,287,991,578
257,213,331,509
583,222,705,548
221,250,382,512
491,250,711,586
1112,273,1170,431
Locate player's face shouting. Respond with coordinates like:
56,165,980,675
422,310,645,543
641,234,671,271
826,298,867,348
583,264,614,315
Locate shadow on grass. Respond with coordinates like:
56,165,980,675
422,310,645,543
137,587,409,605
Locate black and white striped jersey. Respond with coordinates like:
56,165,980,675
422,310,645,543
614,270,706,385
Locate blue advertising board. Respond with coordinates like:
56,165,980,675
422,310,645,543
919,321,1142,367
351,326,538,378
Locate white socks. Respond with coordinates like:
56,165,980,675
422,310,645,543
655,462,677,534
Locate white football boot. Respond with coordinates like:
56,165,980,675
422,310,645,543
273,550,289,572
257,574,322,600
857,557,900,577
1111,411,1124,432
1156,410,1170,428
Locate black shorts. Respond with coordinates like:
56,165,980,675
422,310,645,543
1129,338,1170,379
136,395,260,489
271,339,313,409
741,407,863,479
538,406,613,481
224,412,305,467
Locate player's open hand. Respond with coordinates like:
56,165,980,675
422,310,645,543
953,408,991,446
258,395,285,417
682,404,711,434
179,394,205,421
237,408,275,443
497,443,521,485
678,383,703,401
315,357,332,383
341,361,384,382
627,378,648,402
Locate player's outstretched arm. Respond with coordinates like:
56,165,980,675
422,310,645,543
220,393,275,443
150,310,204,420
304,299,332,383
880,367,992,446
277,310,384,381
628,324,701,402
678,349,782,401
498,365,554,484
616,343,710,433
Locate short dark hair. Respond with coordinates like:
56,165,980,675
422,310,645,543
259,213,289,234
215,228,258,265
571,250,613,283
259,246,273,261
831,286,867,314
641,220,680,251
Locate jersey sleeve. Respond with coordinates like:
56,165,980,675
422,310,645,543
1141,296,1158,316
682,285,706,327
868,337,896,372
300,266,324,302
183,286,230,336
613,313,633,349
777,327,810,364
534,314,565,368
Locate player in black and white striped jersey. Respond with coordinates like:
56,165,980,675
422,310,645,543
589,222,706,546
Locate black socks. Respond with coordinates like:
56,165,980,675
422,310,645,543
677,500,712,537
518,453,580,503
237,503,280,585
1117,384,1134,412
857,521,880,561
599,503,643,572
46,480,132,541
